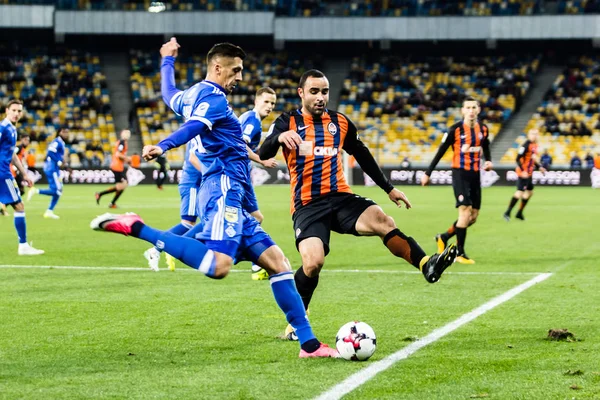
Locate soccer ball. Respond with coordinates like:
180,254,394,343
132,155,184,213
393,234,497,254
335,321,377,361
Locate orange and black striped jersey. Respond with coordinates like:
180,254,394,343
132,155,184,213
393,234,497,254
426,121,491,176
516,140,539,175
260,109,393,214
110,139,128,172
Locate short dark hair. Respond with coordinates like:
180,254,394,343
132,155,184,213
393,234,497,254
206,43,246,64
20,134,30,139
256,87,276,97
462,96,480,106
299,69,326,89
5,99,23,109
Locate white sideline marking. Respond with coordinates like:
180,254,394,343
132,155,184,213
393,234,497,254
314,273,553,400
0,264,541,276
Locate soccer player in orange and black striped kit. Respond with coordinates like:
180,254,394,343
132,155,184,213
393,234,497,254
260,69,457,340
95,129,131,208
421,96,493,264
503,128,546,221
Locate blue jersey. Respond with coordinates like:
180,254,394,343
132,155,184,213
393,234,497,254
44,136,65,170
0,118,18,179
180,140,203,186
239,109,262,153
159,78,249,184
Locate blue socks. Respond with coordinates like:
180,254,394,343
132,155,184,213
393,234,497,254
134,223,217,278
48,194,60,211
38,189,61,211
14,211,27,244
269,272,317,347
153,221,194,252
168,221,194,236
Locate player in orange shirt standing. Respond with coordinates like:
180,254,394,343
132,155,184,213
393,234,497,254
421,96,493,264
95,129,131,208
504,128,546,221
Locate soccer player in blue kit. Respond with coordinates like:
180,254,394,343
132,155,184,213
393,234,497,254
239,87,279,280
27,126,69,219
91,39,338,358
0,99,44,255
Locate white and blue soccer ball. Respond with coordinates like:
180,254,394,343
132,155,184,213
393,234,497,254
335,321,377,361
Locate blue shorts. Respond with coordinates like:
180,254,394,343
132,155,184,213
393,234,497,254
188,174,274,263
0,176,22,205
179,183,200,221
243,183,259,214
44,166,63,195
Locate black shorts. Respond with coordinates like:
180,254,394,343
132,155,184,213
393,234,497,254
112,170,127,183
292,192,377,256
517,177,534,191
452,169,481,209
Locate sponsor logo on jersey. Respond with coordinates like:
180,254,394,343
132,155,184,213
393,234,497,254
224,206,239,223
313,146,338,156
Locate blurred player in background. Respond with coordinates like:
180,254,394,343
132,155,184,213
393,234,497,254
95,129,130,208
260,69,457,340
12,133,30,195
154,153,168,190
93,40,338,358
504,128,546,221
421,96,493,265
0,99,44,255
27,127,69,219
239,86,279,280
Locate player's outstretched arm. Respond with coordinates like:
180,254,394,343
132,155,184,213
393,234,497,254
259,115,292,160
342,122,395,195
247,145,277,168
146,120,207,161
481,125,493,170
160,38,183,114
422,131,453,185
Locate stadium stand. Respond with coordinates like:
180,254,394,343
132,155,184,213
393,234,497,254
338,55,540,165
130,49,319,163
501,56,600,167
0,47,115,167
5,0,595,16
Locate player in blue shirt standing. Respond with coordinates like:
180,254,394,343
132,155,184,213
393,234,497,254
0,99,44,255
27,127,69,219
91,39,338,358
239,87,279,280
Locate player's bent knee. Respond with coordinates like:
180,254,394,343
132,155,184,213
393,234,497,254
13,202,24,212
257,246,291,275
302,259,323,277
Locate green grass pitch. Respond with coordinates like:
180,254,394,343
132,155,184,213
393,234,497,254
1,184,599,399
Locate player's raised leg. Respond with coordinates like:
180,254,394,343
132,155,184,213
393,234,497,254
354,203,458,282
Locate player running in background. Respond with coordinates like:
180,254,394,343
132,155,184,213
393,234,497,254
504,128,546,221
95,129,131,208
259,69,457,340
91,40,338,358
154,153,168,190
0,99,44,255
421,96,493,265
239,87,279,280
12,133,30,195
27,127,69,219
